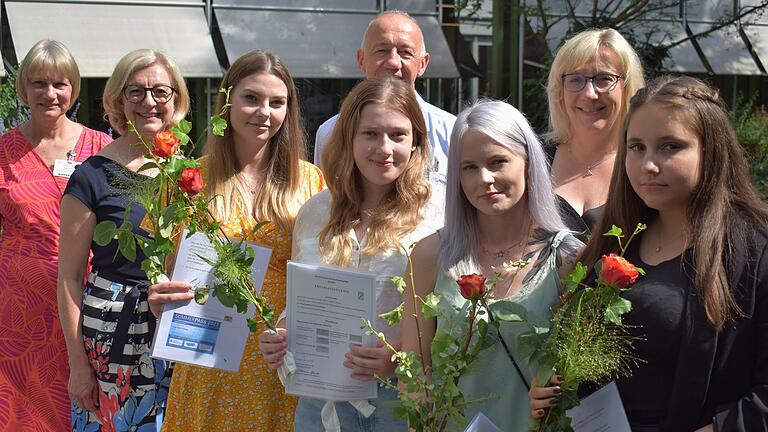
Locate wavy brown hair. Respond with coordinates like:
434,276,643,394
319,77,431,266
580,75,768,330
204,50,306,233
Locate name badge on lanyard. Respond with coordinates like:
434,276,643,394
52,159,81,179
52,149,80,179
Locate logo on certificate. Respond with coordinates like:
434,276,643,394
358,291,365,301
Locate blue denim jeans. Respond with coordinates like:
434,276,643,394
293,385,407,432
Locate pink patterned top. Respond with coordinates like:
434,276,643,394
0,126,111,431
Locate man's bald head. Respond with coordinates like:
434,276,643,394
357,11,430,85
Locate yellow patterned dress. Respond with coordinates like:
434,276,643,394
161,161,325,431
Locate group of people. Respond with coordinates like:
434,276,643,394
0,8,764,432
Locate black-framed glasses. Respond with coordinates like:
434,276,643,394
561,73,623,93
122,84,176,104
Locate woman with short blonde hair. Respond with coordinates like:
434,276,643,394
546,28,645,240
58,48,188,431
0,39,111,431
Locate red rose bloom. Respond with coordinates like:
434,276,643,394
177,167,204,195
457,274,487,301
600,253,640,288
152,130,180,158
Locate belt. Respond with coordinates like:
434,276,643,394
88,270,154,367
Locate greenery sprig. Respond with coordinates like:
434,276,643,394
92,87,275,332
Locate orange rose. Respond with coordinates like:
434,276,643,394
600,253,640,288
177,167,204,195
152,130,180,158
457,274,487,301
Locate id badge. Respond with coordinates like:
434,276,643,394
52,159,81,179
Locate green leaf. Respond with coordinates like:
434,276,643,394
391,276,406,294
173,119,193,135
211,116,228,136
137,161,159,173
93,221,117,246
603,224,624,239
604,295,632,325
421,292,440,318
534,358,556,388
117,230,137,262
489,300,528,322
563,261,588,293
194,285,210,304
516,331,547,361
246,318,258,332
379,302,403,326
158,203,179,239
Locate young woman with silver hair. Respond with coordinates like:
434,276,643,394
402,100,583,431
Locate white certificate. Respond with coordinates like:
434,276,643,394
464,412,503,432
285,261,378,401
567,381,631,432
151,230,272,372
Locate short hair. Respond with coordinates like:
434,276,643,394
320,77,431,266
439,100,567,277
102,49,190,135
362,10,426,55
546,28,645,144
16,39,81,109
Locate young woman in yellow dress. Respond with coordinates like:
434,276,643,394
147,50,325,431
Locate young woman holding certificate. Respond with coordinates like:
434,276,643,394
258,77,444,431
530,77,768,432
146,50,325,431
402,100,583,431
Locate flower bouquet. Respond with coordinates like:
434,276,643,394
518,224,646,432
92,89,275,332
364,251,531,432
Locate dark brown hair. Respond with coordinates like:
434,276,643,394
580,75,768,330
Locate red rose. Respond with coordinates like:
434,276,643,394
152,130,180,158
600,253,640,288
177,167,204,195
457,274,487,301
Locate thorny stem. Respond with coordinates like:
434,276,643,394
403,246,429,401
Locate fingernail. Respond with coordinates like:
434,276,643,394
553,387,561,395
549,398,559,406
537,410,545,417
556,375,564,382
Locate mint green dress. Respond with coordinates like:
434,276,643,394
434,230,573,432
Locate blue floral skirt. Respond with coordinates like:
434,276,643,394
70,272,170,432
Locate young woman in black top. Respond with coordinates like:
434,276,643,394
530,75,768,431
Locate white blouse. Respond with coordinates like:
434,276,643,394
291,188,444,341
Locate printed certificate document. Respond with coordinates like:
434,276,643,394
151,230,272,372
567,381,631,432
285,261,378,401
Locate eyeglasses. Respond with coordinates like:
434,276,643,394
561,73,623,93
122,84,176,104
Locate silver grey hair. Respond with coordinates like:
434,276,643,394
438,100,567,278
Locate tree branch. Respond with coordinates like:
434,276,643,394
662,1,768,51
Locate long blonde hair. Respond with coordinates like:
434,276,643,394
319,78,431,266
204,50,306,233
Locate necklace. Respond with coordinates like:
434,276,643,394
480,217,533,260
581,152,616,178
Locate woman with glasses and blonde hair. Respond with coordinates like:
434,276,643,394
58,49,189,431
0,39,111,431
546,28,644,240
146,50,325,431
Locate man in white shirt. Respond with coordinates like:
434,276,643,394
313,11,456,188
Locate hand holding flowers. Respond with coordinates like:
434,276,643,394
93,88,275,332
522,224,646,432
